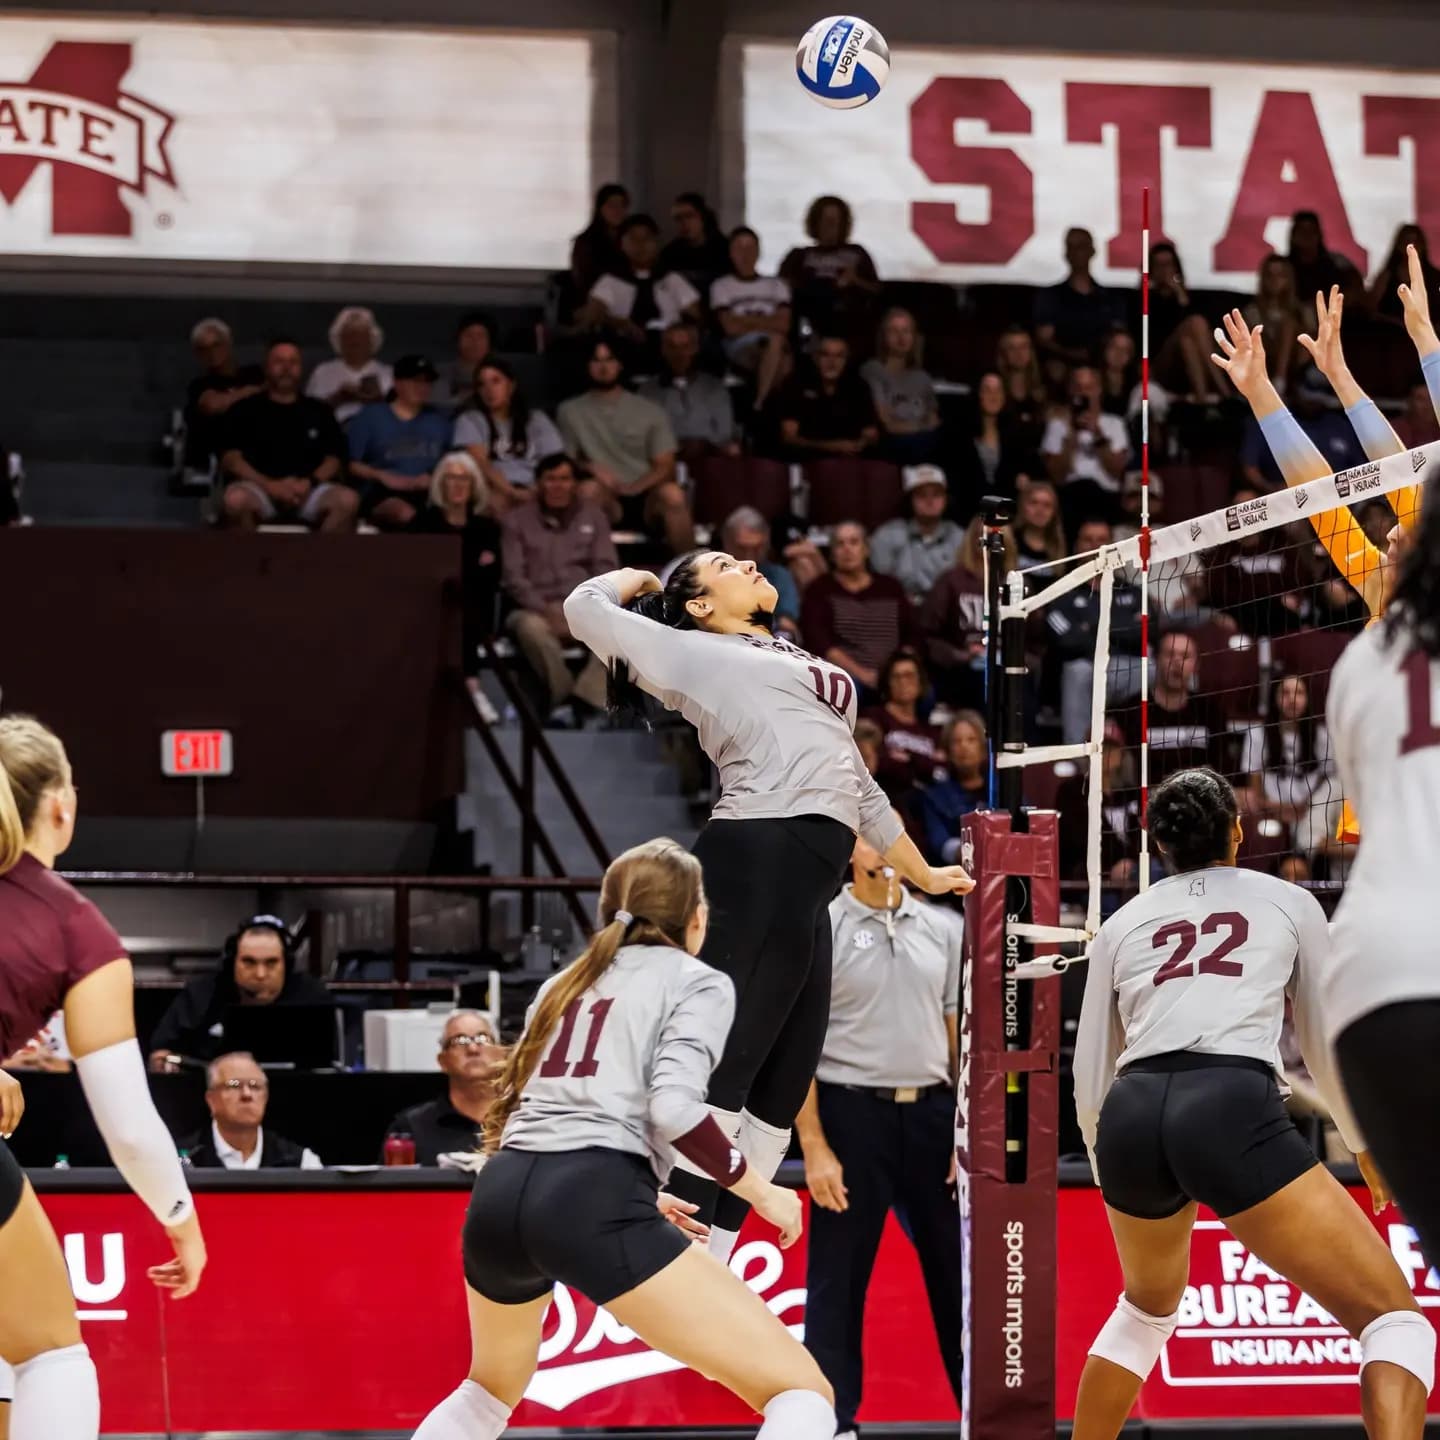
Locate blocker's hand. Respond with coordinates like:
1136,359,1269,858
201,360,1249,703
1398,243,1439,356
1210,310,1270,398
1297,286,1350,381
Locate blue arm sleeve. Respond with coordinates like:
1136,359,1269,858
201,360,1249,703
1423,351,1440,428
1258,408,1330,485
1344,399,1403,461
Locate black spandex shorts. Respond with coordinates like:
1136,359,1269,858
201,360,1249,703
1095,1052,1318,1220
462,1147,688,1306
0,1136,23,1229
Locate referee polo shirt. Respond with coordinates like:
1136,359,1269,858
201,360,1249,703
820,887,962,1090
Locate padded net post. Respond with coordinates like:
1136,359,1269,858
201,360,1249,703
956,808,1060,1440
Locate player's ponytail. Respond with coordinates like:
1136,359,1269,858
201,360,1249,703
0,715,69,875
606,555,705,721
1148,766,1238,873
484,837,706,1150
1386,466,1440,658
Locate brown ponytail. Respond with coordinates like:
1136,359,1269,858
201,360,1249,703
484,837,705,1150
0,716,69,875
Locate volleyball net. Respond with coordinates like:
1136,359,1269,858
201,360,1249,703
956,439,1437,1440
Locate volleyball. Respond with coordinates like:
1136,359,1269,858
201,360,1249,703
795,15,890,110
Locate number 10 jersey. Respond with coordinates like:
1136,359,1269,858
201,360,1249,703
500,945,736,1182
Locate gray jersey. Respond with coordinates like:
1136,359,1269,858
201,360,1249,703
564,576,904,852
1326,623,1440,1038
821,888,960,1088
1073,867,1362,1175
501,945,735,1181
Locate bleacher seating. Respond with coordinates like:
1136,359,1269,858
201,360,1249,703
805,458,905,530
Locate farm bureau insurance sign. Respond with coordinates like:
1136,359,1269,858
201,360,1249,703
743,45,1440,287
0,16,594,268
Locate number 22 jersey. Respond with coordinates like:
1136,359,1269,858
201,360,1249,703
564,576,903,852
501,945,736,1182
1072,866,1362,1168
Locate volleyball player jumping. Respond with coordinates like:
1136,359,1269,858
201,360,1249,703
1324,491,1440,1274
565,560,972,1258
0,716,205,1440
412,838,838,1440
1071,767,1434,1440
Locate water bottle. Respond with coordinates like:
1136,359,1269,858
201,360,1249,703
53,1153,70,1170
383,1131,416,1166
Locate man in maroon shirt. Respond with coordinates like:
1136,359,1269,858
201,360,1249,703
799,521,921,700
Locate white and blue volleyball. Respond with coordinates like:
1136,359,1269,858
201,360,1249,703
795,15,890,110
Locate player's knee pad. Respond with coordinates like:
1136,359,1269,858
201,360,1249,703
671,1107,742,1179
0,1355,12,1402
1088,1293,1179,1380
1360,1310,1436,1394
737,1109,791,1181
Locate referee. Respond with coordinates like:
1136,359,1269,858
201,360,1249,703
797,834,964,1436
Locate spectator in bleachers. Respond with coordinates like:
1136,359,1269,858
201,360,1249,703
1393,379,1440,450
1237,673,1338,855
382,1010,502,1165
577,214,702,370
776,336,879,458
639,322,737,461
452,358,564,511
434,310,494,413
868,464,964,602
218,339,358,532
1042,364,1131,524
919,516,1003,710
780,194,880,340
721,505,801,635
994,325,1049,450
306,306,393,424
570,182,630,296
799,520,920,700
1367,224,1440,324
860,307,942,463
711,226,792,409
1008,479,1068,571
952,371,1041,510
1244,256,1302,386
1098,325,1138,417
557,339,692,554
1050,517,1142,742
861,648,941,799
658,191,730,296
500,452,619,719
183,317,261,474
1288,211,1362,329
183,1052,322,1169
416,452,502,665
1032,228,1124,380
1057,719,1143,892
915,712,988,864
149,915,332,1069
1149,243,1227,402
1116,630,1220,786
345,354,453,530
853,717,884,779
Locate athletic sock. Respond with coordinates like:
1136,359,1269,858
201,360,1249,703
756,1388,835,1440
11,1343,99,1440
411,1377,512,1440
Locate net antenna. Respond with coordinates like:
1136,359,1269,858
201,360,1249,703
1138,185,1153,892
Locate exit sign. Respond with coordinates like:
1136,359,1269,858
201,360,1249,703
161,730,234,777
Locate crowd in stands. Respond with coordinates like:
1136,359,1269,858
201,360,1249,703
6,187,1433,888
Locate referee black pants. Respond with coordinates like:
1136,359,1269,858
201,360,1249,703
1337,1000,1440,1271
804,1083,964,1430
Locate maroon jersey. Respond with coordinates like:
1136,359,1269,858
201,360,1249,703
0,854,126,1058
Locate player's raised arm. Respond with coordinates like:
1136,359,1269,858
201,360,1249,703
1298,287,1407,462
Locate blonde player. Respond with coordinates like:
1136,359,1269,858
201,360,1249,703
1326,491,1440,1272
1071,767,1433,1440
411,838,836,1440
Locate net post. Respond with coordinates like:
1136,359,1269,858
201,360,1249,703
1138,184,1153,891
956,809,1061,1440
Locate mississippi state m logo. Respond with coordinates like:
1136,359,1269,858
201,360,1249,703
0,41,175,236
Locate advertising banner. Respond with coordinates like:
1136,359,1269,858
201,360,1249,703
0,15,596,268
742,44,1440,287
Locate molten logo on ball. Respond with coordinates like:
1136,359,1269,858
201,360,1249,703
795,15,890,110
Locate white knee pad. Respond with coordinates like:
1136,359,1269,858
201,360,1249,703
0,1355,12,1402
1360,1310,1436,1394
737,1110,792,1181
1088,1293,1179,1380
671,1107,742,1179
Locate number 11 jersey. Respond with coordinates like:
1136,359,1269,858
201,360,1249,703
1072,866,1353,1165
501,945,736,1182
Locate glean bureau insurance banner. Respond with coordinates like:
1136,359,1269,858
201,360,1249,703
742,44,1440,287
0,16,596,267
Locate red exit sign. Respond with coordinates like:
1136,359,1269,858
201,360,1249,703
160,730,234,777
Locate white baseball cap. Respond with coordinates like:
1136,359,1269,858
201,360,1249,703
902,464,947,494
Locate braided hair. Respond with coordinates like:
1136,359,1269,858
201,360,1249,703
1147,766,1239,873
